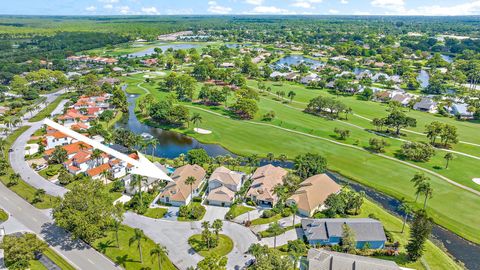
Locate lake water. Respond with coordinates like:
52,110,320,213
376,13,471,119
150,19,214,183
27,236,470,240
126,43,201,58
273,55,324,70
417,69,430,88
116,93,479,269
441,54,454,63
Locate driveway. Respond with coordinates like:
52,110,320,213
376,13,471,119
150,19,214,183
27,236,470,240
124,212,257,270
250,214,301,234
233,208,264,224
203,205,229,222
162,206,179,221
260,228,304,247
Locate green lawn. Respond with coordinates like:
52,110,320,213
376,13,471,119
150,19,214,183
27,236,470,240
143,207,168,219
93,225,176,270
225,204,254,219
127,73,480,244
29,260,48,270
188,234,234,257
355,200,462,270
250,214,283,226
0,207,8,222
1,126,56,209
39,164,62,179
42,247,76,270
29,93,70,122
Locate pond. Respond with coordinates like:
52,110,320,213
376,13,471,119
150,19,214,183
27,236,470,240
126,43,201,58
417,69,430,88
116,93,479,269
273,55,324,70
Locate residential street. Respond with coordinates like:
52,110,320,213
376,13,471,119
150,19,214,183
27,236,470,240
124,212,257,270
0,181,121,270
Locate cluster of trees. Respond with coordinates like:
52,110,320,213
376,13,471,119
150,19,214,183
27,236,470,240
149,99,190,126
323,189,366,217
231,87,259,120
294,153,328,179
401,142,436,162
1,233,47,269
162,72,196,100
247,243,297,270
197,220,223,250
410,173,434,209
372,110,417,135
425,121,459,147
198,84,229,105
305,96,350,119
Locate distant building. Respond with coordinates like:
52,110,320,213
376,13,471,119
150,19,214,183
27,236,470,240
307,249,401,270
301,73,320,85
448,103,474,119
413,98,438,113
301,218,387,249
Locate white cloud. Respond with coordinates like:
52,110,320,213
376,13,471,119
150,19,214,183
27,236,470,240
85,6,97,12
340,0,348,4
371,0,480,16
250,6,293,14
117,5,131,14
103,4,113,9
208,1,232,14
329,9,339,14
291,0,322,9
99,0,119,3
141,6,160,15
244,0,264,5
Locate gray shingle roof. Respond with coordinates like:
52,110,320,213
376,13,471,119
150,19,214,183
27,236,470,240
302,218,387,242
308,249,401,270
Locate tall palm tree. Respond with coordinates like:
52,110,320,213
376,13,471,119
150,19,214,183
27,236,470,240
290,203,298,226
150,244,168,270
130,175,147,210
444,153,454,169
212,219,223,244
422,182,433,209
100,170,111,185
410,173,428,202
398,199,413,234
268,222,283,249
91,149,103,167
129,228,147,263
190,113,202,129
185,176,196,201
149,138,159,157
0,138,6,157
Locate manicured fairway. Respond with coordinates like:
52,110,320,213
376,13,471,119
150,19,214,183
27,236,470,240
123,75,480,244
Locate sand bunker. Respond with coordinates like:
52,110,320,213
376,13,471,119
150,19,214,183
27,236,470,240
194,128,212,134
473,178,480,185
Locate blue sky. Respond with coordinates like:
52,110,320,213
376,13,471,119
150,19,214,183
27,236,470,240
3,0,480,16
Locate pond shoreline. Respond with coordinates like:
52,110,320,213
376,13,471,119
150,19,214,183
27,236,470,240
118,91,479,270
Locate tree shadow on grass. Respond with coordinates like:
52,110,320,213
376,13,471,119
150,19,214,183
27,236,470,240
40,222,88,251
115,254,135,268
97,240,115,254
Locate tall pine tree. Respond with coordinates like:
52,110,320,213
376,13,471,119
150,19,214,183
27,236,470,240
406,210,433,261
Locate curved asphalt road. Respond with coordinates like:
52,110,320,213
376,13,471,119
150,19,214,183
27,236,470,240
2,90,120,270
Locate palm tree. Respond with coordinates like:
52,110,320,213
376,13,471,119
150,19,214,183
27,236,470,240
129,228,147,263
185,176,196,201
273,184,287,207
191,113,202,129
268,222,283,249
149,138,159,157
290,203,298,226
287,91,296,103
91,149,103,166
150,244,168,270
266,152,275,162
201,221,211,249
410,173,428,202
130,175,147,210
422,182,433,209
212,219,223,244
444,153,454,169
100,170,111,185
398,199,413,233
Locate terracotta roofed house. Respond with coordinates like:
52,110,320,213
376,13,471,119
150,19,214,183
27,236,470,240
287,174,341,217
246,164,288,207
206,166,245,207
158,164,206,206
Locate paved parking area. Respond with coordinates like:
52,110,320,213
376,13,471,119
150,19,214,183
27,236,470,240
202,205,229,221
